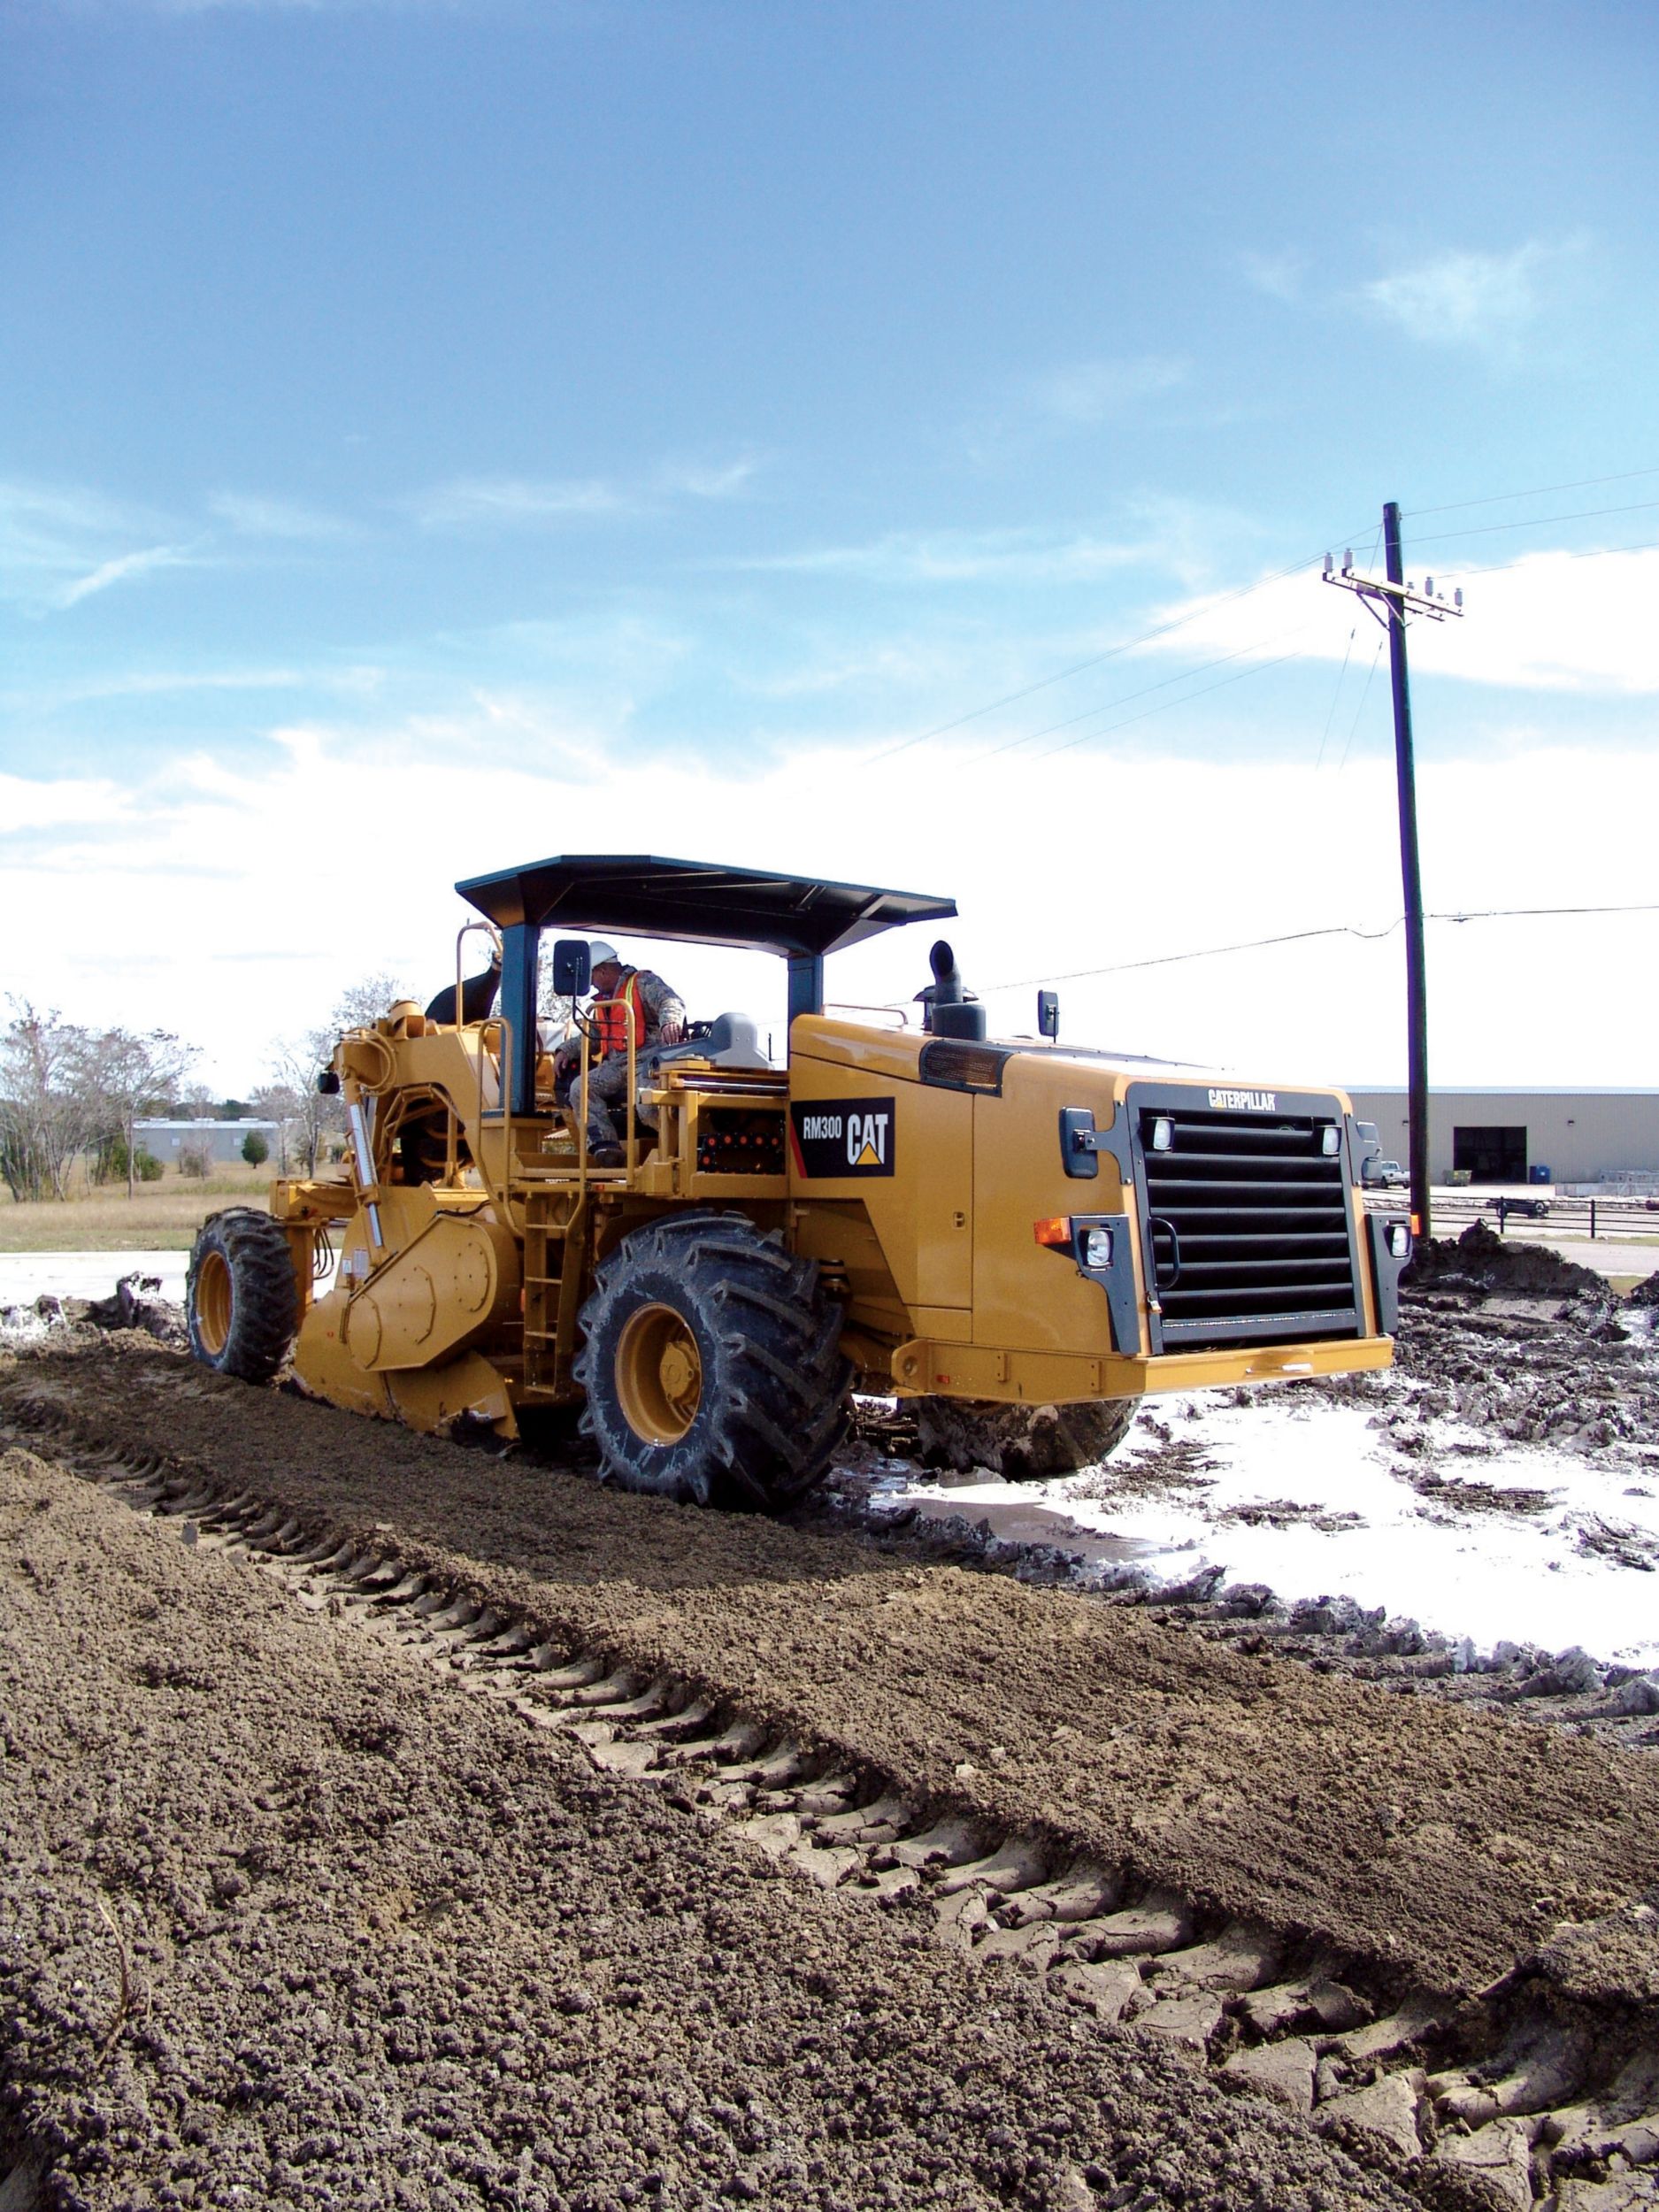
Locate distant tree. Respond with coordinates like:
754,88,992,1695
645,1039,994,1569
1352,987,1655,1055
241,1131,270,1167
0,1003,103,1202
93,1134,163,1186
178,1141,212,1180
218,1098,255,1121
250,1079,304,1175
175,1081,218,1121
332,971,410,1033
267,1031,342,1179
87,1027,197,1200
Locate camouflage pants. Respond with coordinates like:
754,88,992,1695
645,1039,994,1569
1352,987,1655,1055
562,1052,635,1145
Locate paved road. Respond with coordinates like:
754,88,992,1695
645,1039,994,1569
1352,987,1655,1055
0,1251,188,1306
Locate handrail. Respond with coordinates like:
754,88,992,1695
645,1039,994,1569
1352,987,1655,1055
824,1000,912,1029
470,1015,515,1211
575,994,639,1189
448,919,498,1186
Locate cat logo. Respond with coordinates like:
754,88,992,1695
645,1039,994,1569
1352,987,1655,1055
789,1096,896,1179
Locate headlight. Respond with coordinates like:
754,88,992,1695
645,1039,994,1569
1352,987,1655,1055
1387,1222,1410,1258
1150,1117,1174,1152
1081,1225,1114,1270
1321,1125,1341,1156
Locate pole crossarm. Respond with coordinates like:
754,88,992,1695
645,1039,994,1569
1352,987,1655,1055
1323,557,1464,626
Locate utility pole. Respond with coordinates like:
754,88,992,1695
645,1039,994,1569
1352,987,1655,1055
1324,512,1463,1241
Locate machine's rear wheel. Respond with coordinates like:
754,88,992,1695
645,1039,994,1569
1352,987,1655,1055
187,1209,297,1383
574,1210,849,1510
912,1395,1135,1479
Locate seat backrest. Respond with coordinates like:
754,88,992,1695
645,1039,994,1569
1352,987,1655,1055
652,1012,768,1071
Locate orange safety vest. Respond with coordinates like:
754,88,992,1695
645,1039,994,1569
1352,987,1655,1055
593,971,646,1059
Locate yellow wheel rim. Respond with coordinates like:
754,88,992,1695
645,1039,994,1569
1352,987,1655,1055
614,1302,703,1447
196,1248,233,1356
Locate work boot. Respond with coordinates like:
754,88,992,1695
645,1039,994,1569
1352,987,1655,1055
589,1143,626,1168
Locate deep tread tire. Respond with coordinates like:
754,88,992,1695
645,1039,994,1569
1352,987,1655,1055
912,1395,1135,1479
573,1210,850,1511
187,1208,298,1384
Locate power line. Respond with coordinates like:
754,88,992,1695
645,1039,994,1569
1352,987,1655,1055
1314,618,1357,771
1408,495,1659,549
1029,646,1307,765
964,626,1306,766
1439,900,1659,924
1336,634,1386,772
985,920,1407,995
1405,463,1659,520
982,902,1659,997
1415,534,1659,585
861,526,1373,766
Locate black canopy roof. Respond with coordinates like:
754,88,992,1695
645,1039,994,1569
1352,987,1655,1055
456,854,956,960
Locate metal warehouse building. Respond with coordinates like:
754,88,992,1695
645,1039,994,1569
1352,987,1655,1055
134,1118,280,1167
1342,1089,1659,1187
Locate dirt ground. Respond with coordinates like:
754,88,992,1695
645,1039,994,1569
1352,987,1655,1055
8,1335,1659,2008
9,1233,1659,2207
0,1442,1418,2212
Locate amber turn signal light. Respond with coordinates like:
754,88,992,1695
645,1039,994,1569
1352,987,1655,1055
1033,1216,1071,1248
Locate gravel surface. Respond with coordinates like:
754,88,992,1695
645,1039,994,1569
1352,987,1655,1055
7,1338,1659,2003
0,1441,1421,2212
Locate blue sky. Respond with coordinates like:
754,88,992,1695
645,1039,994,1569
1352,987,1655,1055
3,1,1656,1086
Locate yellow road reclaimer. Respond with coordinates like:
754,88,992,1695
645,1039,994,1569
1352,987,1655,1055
187,856,1411,1510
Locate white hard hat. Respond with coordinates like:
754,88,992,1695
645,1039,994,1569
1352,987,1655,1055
587,939,621,967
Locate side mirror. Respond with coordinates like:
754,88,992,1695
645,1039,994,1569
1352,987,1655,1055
1037,990,1059,1041
550,938,592,1000
316,1069,341,1096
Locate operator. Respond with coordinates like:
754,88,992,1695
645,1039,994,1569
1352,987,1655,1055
426,941,501,1027
555,939,686,1164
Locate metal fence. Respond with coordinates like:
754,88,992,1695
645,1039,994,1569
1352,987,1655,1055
1366,1188,1659,1242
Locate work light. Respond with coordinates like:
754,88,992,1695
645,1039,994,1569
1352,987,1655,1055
1081,1225,1114,1270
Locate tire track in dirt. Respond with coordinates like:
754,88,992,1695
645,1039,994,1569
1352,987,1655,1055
7,1339,1659,2000
12,1409,1659,2206
2,1440,1423,2212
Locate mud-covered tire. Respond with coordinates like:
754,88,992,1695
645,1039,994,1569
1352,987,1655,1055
911,1395,1135,1479
186,1209,298,1383
573,1210,850,1511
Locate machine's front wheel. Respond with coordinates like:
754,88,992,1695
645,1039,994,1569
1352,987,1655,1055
911,1395,1135,1479
574,1211,849,1510
187,1209,298,1383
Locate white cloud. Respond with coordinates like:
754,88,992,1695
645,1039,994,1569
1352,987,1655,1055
736,526,1166,588
58,542,196,608
657,457,758,501
415,476,628,527
414,455,759,530
1025,356,1188,427
0,772,132,832
1133,544,1659,696
0,479,222,613
1,714,1653,1091
1240,250,1305,303
1356,241,1577,350
207,491,350,539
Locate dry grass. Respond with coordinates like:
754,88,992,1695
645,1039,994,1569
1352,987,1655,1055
0,1165,273,1253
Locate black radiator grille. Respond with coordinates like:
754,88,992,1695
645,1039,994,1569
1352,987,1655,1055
1137,1105,1360,1348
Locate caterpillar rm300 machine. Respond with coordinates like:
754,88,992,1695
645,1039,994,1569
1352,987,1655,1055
188,855,1411,1510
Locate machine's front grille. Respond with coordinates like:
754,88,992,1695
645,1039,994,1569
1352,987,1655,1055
1136,1103,1361,1348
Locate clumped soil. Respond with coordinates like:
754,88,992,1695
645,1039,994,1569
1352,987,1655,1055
7,1338,1659,2001
0,1443,1418,2212
1385,1229,1659,1458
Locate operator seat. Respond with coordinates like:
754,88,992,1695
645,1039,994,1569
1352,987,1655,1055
633,1013,770,1137
649,1012,770,1072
